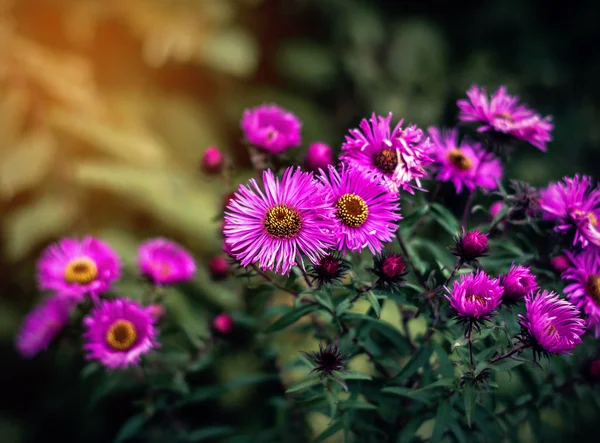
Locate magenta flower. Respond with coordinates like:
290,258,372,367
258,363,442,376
201,146,224,175
457,85,553,151
539,175,600,248
428,127,502,193
519,290,585,354
138,238,196,285
224,167,335,275
241,104,301,154
15,297,72,358
445,271,504,320
318,165,401,254
37,237,121,302
83,298,158,369
451,229,489,263
340,113,433,194
305,142,334,171
562,248,600,337
500,264,539,303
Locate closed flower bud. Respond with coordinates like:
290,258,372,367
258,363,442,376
209,256,229,281
490,201,504,218
451,229,488,263
550,255,570,273
305,142,333,171
308,254,349,286
589,360,600,380
212,313,234,335
201,146,224,175
147,304,165,320
368,252,407,292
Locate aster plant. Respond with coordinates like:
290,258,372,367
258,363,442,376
13,85,600,442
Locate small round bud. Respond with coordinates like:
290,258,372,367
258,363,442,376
201,146,224,175
550,255,570,273
489,201,504,218
382,255,406,279
209,256,229,281
452,230,488,263
368,252,407,292
212,313,234,335
147,304,165,320
308,254,349,286
305,142,333,171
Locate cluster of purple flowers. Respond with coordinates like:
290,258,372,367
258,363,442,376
16,237,197,368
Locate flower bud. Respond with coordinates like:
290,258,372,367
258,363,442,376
590,360,600,380
305,142,333,171
212,313,234,335
201,146,224,175
308,254,349,286
209,256,229,281
451,229,488,263
382,255,406,279
368,252,407,292
550,255,570,273
489,201,504,218
147,304,165,320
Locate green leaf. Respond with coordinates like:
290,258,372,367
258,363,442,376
391,346,433,383
335,370,372,381
365,291,382,318
485,358,525,373
115,414,147,443
312,420,343,442
430,203,460,236
396,417,425,443
381,387,434,405
339,400,378,411
418,377,455,391
464,385,476,428
335,299,352,317
431,401,451,443
342,313,408,354
314,291,335,313
433,344,454,378
285,375,321,393
263,303,320,333
188,426,234,442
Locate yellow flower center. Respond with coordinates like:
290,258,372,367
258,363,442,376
543,323,558,337
64,257,98,284
495,111,514,122
106,320,138,351
586,275,600,306
373,148,399,174
151,262,172,279
263,204,302,239
466,293,487,306
335,193,369,227
447,149,473,171
574,210,598,227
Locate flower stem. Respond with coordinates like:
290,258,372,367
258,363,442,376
489,343,529,365
350,284,373,303
466,320,474,369
461,190,475,230
408,184,441,239
444,262,462,286
250,264,299,298
395,230,427,288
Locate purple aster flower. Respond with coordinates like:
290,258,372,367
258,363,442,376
305,142,334,171
340,113,433,194
500,264,539,303
562,248,600,337
457,85,553,151
519,290,585,354
37,237,121,302
428,127,503,194
539,175,600,248
138,238,196,285
83,298,158,369
224,167,335,275
445,271,504,321
241,104,301,154
318,165,401,254
15,297,72,358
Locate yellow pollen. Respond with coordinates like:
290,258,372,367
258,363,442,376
152,262,171,278
64,257,98,284
496,111,514,122
447,149,473,171
106,320,137,351
263,204,302,239
586,275,600,306
335,193,369,227
373,148,399,174
466,293,487,306
574,210,598,228
543,323,558,337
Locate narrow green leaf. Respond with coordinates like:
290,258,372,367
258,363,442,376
335,370,372,381
417,377,455,391
188,426,234,441
433,344,454,378
285,375,321,393
431,203,459,236
431,402,451,443
464,385,476,428
381,387,434,405
391,346,433,383
396,417,424,443
314,291,334,313
115,414,147,443
366,291,382,318
487,358,525,372
335,299,352,317
342,313,409,354
313,420,343,442
339,400,378,411
263,303,319,333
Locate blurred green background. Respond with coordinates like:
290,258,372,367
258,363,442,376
1,0,599,441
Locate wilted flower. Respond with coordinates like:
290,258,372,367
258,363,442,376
208,256,230,281
457,85,553,152
318,164,401,254
368,252,407,292
15,297,72,358
500,264,539,303
445,271,503,321
451,229,489,264
301,342,350,377
138,238,196,285
305,142,334,171
428,127,503,193
83,298,159,369
539,175,600,248
201,146,224,175
212,313,235,336
519,290,585,355
562,248,600,337
241,104,301,154
308,254,350,286
340,113,433,194
504,180,540,223
224,167,335,275
37,237,121,302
